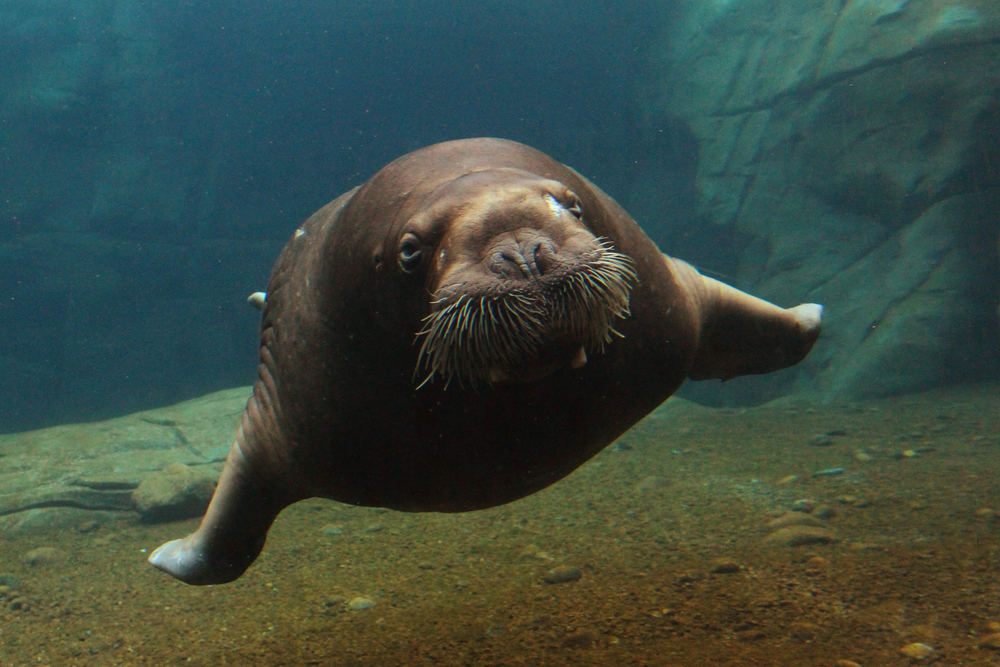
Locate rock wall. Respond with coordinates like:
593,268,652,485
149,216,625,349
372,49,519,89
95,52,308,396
652,0,1000,404
0,0,664,432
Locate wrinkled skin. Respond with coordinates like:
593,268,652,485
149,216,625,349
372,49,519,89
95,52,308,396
149,138,822,585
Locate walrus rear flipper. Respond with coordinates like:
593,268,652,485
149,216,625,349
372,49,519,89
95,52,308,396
148,442,298,585
671,258,822,382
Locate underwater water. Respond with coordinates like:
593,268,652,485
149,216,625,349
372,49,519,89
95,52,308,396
2,0,1000,665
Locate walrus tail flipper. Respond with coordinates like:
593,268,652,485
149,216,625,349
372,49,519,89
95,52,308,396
669,258,822,381
148,442,296,585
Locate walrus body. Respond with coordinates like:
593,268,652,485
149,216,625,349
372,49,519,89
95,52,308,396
150,138,822,585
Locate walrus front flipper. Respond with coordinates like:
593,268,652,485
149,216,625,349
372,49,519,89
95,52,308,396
669,258,822,381
148,443,297,585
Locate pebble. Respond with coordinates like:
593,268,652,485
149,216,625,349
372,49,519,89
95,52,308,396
974,508,998,519
776,474,798,485
812,504,836,520
365,524,383,533
812,467,845,478
768,512,825,529
809,434,833,447
22,547,62,568
763,526,837,547
320,523,344,536
561,630,598,648
899,642,934,660
347,596,376,611
854,451,873,461
323,596,347,608
77,520,101,534
792,499,819,513
543,566,582,584
805,555,828,569
709,558,740,574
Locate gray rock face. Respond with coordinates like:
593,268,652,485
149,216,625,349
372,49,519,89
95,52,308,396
0,387,243,532
652,0,1000,403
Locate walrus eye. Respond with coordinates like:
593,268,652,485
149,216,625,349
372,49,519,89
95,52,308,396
565,191,583,219
398,234,424,273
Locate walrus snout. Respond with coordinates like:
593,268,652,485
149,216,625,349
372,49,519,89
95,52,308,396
415,237,636,388
486,231,558,281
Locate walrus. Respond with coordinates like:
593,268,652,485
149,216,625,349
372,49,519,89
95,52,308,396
149,138,822,585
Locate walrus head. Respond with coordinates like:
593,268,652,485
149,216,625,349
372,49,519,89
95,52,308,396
396,169,636,388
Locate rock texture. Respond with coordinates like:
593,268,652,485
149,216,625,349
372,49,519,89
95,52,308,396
132,463,217,523
0,386,244,532
652,0,1000,403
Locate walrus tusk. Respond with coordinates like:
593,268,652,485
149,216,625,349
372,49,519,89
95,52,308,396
247,292,267,311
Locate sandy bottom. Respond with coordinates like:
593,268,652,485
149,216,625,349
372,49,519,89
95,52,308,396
2,383,1000,666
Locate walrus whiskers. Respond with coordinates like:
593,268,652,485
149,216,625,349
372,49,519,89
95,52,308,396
414,242,636,388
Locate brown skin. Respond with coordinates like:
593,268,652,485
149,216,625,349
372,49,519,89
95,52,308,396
149,138,822,585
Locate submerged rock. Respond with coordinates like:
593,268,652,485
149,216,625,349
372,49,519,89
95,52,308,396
763,526,837,548
544,566,583,584
131,463,217,523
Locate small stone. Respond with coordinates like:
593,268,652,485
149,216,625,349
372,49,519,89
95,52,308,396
543,566,582,584
763,526,837,548
978,633,1000,649
709,558,740,574
812,505,836,520
903,449,919,458
77,520,101,534
320,523,344,536
838,495,858,504
768,512,825,529
22,547,62,568
347,596,376,611
364,524,383,533
776,474,798,485
854,451,873,462
792,499,818,513
417,562,435,570
809,434,833,447
323,596,347,608
975,508,998,519
899,643,934,660
131,463,217,523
